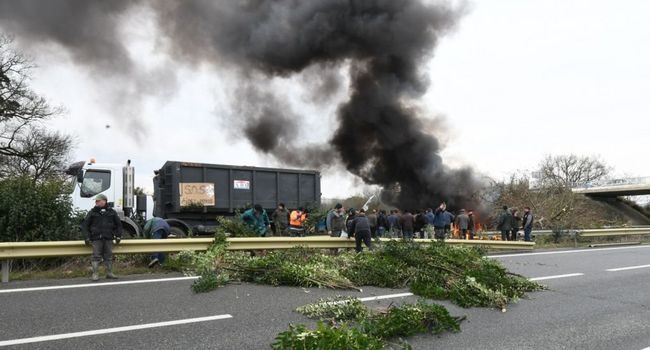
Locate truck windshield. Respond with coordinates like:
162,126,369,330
81,170,111,198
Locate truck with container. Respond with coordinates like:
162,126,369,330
64,159,322,237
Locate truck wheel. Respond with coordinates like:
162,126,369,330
122,223,139,238
169,226,187,238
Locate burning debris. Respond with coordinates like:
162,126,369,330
0,0,482,210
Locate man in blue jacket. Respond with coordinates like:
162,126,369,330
144,217,171,267
241,204,271,236
433,203,449,240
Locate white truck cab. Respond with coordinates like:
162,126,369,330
65,159,144,237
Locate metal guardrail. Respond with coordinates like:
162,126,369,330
0,237,534,283
577,227,650,237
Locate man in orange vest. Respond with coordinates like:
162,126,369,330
289,207,307,237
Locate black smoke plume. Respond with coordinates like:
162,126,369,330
0,0,481,209
0,0,176,142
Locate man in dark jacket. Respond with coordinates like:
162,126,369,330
346,208,357,237
468,210,475,239
425,208,435,226
367,209,378,237
414,210,427,239
376,210,389,237
271,203,290,236
433,204,448,240
399,210,415,240
349,209,372,252
497,206,513,241
455,209,470,240
511,208,522,241
326,203,346,237
82,194,123,281
522,207,534,242
387,210,401,238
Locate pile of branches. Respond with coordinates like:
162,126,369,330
172,234,542,311
273,296,464,349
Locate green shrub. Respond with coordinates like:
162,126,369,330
215,216,257,237
184,237,543,309
272,323,384,350
280,297,463,349
296,296,369,321
0,177,81,242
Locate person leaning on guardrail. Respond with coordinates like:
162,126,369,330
241,204,272,237
81,194,123,281
349,209,373,253
143,217,170,267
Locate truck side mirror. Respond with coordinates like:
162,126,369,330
77,171,84,183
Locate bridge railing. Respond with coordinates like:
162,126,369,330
574,176,650,190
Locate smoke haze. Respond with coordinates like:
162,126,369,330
0,0,481,209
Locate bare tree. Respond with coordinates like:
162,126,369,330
0,127,73,181
0,35,71,180
536,154,610,189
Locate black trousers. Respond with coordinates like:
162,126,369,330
355,230,372,253
510,228,518,241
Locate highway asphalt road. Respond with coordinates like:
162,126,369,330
1,245,650,349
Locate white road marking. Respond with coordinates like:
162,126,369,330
491,244,650,258
0,314,233,347
0,276,199,294
321,292,415,306
606,264,650,272
528,273,584,281
358,292,414,302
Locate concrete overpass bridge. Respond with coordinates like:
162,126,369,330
572,177,650,197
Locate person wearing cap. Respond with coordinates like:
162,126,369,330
241,204,271,236
81,194,123,281
326,203,346,237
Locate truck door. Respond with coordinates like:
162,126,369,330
77,169,113,209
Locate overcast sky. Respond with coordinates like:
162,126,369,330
10,0,650,198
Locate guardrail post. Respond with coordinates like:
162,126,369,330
1,259,9,283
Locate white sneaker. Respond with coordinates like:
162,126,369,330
148,258,160,268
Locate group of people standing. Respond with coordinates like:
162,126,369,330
241,203,309,237
496,206,534,242
324,203,480,252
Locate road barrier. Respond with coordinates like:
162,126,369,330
577,227,650,237
0,236,534,283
